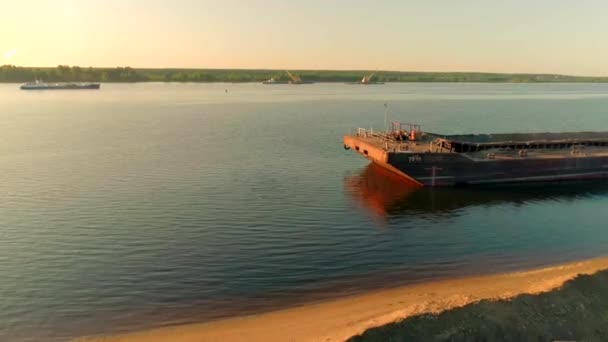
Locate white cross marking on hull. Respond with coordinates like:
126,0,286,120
425,166,443,187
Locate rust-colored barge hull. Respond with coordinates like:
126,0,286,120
344,128,608,187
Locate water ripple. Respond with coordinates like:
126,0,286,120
2,83,608,341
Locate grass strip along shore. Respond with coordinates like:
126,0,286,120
350,267,608,342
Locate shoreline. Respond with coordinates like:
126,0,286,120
6,81,608,84
5,65,608,83
77,256,608,342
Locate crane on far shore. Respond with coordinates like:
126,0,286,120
346,71,384,85
262,71,313,84
285,71,313,84
361,72,376,84
286,71,301,84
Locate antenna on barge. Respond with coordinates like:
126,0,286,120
384,102,389,150
384,102,389,133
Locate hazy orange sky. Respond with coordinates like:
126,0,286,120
1,0,607,75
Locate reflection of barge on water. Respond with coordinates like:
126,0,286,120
344,121,608,187
345,163,608,217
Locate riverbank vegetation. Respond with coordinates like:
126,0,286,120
349,270,608,342
3,64,608,83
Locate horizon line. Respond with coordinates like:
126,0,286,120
2,64,607,78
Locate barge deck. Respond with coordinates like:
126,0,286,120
344,123,608,187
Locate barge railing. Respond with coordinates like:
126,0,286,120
353,127,416,152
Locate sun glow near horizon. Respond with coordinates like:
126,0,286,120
3,48,17,60
1,0,608,76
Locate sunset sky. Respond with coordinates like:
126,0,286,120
1,0,607,75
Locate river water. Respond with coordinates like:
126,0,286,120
2,82,608,341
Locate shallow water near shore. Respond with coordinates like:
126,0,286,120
2,83,608,341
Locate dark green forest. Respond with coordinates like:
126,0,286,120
2,64,608,83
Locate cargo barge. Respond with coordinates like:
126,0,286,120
20,81,100,90
343,122,608,187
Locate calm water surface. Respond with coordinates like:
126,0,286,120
2,83,608,341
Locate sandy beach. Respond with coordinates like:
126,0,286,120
78,256,608,342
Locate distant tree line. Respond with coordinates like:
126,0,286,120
0,65,146,82
2,64,608,83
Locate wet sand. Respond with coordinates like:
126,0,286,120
78,256,608,342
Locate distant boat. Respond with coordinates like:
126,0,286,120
346,72,384,85
262,77,289,85
20,80,101,90
262,71,314,85
285,71,314,84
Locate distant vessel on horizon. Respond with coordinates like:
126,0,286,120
20,80,101,90
262,77,289,85
347,72,384,85
262,71,314,85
